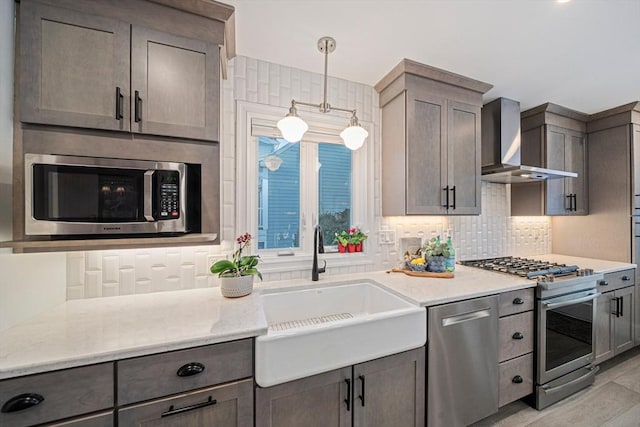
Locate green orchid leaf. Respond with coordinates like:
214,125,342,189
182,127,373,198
210,259,237,275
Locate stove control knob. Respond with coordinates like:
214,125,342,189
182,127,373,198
578,268,594,276
545,274,555,283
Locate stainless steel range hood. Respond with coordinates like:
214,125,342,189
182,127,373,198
481,97,577,184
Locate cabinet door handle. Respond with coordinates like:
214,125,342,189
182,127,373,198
512,332,524,340
622,275,631,281
442,186,449,209
1,393,45,413
566,194,573,211
620,296,624,317
513,297,525,305
358,375,365,407
134,90,142,123
599,280,609,286
176,362,205,377
450,185,456,210
572,194,577,212
160,396,216,418
512,375,524,384
115,87,124,120
612,297,620,318
344,378,351,411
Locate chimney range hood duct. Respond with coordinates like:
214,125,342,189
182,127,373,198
481,97,577,184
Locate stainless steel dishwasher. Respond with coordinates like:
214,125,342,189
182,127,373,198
428,295,498,427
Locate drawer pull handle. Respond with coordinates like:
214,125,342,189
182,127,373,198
176,362,206,377
512,332,524,340
1,393,44,413
161,396,216,418
622,275,631,281
513,297,525,305
599,280,609,286
512,375,524,384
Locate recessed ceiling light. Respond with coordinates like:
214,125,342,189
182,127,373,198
557,0,571,3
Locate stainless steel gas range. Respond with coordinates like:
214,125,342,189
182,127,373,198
461,256,603,409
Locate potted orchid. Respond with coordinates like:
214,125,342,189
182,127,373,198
210,232,262,297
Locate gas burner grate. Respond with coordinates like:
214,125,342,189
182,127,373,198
460,257,580,280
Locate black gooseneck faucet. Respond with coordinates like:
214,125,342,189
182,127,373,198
312,225,326,281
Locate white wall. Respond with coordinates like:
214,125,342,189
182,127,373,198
0,0,14,242
0,0,67,331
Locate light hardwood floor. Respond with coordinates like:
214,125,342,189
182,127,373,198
473,346,640,426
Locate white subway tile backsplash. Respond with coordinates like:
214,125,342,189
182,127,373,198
119,268,135,295
84,270,102,298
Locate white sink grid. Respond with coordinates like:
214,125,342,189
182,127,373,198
255,280,426,387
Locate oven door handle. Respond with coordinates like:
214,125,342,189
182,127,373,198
541,366,599,395
542,292,600,310
144,170,155,222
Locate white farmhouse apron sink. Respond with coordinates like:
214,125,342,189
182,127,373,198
255,281,426,387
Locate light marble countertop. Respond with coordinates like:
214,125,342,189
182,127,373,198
534,254,636,274
0,253,634,380
0,288,267,380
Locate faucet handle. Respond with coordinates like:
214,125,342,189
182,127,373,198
319,260,326,274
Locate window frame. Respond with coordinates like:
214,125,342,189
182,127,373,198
235,101,374,270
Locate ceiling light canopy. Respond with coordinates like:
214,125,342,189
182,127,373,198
277,37,368,150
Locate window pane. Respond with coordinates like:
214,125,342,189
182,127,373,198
318,143,351,244
258,136,300,249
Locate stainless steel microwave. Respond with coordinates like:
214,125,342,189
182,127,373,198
25,154,193,236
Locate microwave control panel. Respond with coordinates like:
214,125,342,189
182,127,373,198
155,171,180,219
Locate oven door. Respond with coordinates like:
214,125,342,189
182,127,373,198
537,289,599,385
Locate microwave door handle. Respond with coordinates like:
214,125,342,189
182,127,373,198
144,171,155,222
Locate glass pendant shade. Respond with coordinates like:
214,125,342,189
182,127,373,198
340,125,368,150
277,115,308,143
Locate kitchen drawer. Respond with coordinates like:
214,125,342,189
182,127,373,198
117,339,252,405
0,363,113,427
499,288,535,317
47,411,114,426
499,353,533,407
499,311,534,362
598,269,635,293
118,379,253,427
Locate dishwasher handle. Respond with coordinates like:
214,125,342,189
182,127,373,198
442,308,491,327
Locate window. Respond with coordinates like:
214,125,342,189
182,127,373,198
237,101,371,262
256,136,352,252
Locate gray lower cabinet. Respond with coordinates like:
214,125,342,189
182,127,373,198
0,363,114,427
118,379,253,427
595,285,635,364
117,339,253,427
19,0,219,141
46,411,114,427
497,289,535,408
376,59,491,216
255,348,425,427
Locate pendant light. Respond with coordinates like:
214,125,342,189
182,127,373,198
277,37,368,150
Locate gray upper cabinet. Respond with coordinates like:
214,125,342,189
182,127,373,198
375,59,491,216
512,104,589,216
131,26,219,141
545,125,588,215
19,0,219,142
20,1,131,132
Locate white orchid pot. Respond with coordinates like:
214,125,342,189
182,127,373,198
220,275,254,298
